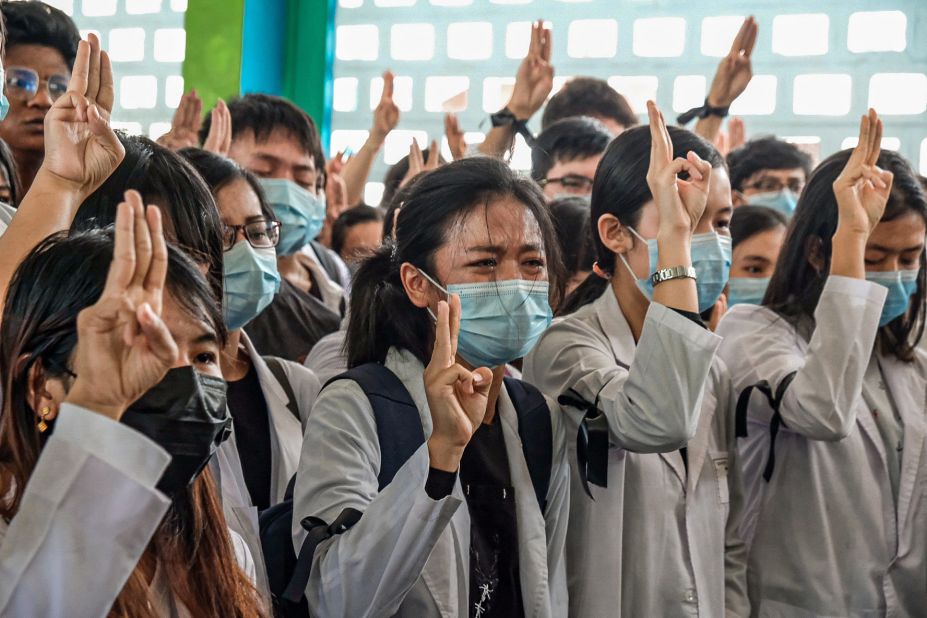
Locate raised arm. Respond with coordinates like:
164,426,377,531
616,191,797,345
0,34,123,313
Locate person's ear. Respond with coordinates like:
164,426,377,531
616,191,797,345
805,235,826,273
597,214,635,256
732,190,748,207
400,262,433,309
24,358,67,430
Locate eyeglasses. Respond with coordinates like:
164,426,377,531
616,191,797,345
4,67,69,103
744,177,804,194
222,219,281,251
540,174,595,194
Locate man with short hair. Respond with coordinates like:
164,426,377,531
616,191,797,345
531,116,613,200
541,77,637,135
727,136,813,215
0,1,80,192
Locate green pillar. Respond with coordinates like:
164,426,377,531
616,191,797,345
284,0,336,149
182,0,245,112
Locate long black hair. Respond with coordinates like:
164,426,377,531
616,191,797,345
178,148,276,222
764,148,927,361
73,134,224,300
347,157,565,367
559,125,724,315
730,205,787,250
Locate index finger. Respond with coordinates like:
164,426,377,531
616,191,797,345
431,299,452,368
68,38,91,96
97,50,115,112
868,111,883,167
86,33,102,101
528,19,540,57
729,16,749,56
448,293,461,362
103,199,137,296
647,101,669,164
743,18,758,57
541,22,552,62
143,206,168,307
381,70,395,102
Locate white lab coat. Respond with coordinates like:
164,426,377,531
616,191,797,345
523,287,750,617
213,332,321,599
717,275,927,617
0,403,171,617
304,328,348,386
292,347,571,617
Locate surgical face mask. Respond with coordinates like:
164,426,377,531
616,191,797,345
747,190,799,218
621,228,731,311
866,269,919,327
420,271,552,368
259,178,326,256
0,68,9,121
223,240,281,330
727,276,770,307
121,367,231,496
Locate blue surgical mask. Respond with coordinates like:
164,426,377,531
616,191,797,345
747,190,799,218
866,269,919,327
727,276,770,307
420,271,552,368
0,68,8,121
259,178,326,256
622,228,731,312
223,240,281,330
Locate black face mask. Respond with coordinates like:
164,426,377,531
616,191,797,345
121,366,231,496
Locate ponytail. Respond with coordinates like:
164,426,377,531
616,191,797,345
557,273,608,316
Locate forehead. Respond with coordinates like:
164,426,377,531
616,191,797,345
734,227,785,257
745,167,806,183
216,177,263,220
444,197,543,251
229,128,316,170
870,211,927,248
5,44,69,74
706,166,733,215
548,154,601,176
161,293,216,345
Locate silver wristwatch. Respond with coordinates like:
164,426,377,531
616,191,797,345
650,265,697,286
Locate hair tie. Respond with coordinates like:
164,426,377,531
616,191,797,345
592,261,612,280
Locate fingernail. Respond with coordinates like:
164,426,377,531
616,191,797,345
473,373,484,384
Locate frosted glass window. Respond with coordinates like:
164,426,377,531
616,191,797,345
848,11,906,53
482,77,515,113
336,25,379,61
868,73,927,115
391,24,435,61
120,76,158,109
550,76,573,99
385,130,429,164
510,134,532,171
154,29,186,63
333,77,359,112
164,75,184,107
340,0,364,7
567,20,618,59
634,18,685,57
464,131,485,145
841,136,901,151
608,76,658,114
506,22,532,59
365,182,386,207
111,121,143,135
82,0,117,16
490,0,532,4
370,75,414,112
170,0,187,10
126,0,162,14
108,28,146,62
783,136,822,145
673,75,706,113
793,74,852,116
331,130,371,158
148,122,171,140
430,0,472,5
700,16,744,57
729,75,777,115
45,0,74,14
440,137,453,162
448,22,493,60
921,139,927,176
772,14,828,56
425,76,469,112
375,0,416,6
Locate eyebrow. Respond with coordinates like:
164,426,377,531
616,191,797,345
741,255,772,263
717,206,734,216
466,243,543,254
193,331,220,346
868,243,925,253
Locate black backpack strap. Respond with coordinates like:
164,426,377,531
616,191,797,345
282,508,364,603
735,371,797,482
504,377,552,513
558,387,609,499
264,356,301,421
324,363,426,490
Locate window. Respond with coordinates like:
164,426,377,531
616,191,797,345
567,20,618,59
848,11,907,53
793,74,851,116
772,14,829,56
633,18,685,57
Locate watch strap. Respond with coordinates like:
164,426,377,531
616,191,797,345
650,265,697,286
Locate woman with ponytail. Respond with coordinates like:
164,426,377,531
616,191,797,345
524,102,749,616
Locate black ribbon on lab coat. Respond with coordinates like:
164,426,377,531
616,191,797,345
558,390,610,498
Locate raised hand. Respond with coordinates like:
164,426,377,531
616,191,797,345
507,19,554,120
41,33,124,199
444,113,467,161
424,296,493,472
156,89,203,151
646,101,712,236
203,98,231,156
371,71,400,146
707,16,757,108
728,117,746,151
833,109,893,237
400,139,440,188
65,190,179,420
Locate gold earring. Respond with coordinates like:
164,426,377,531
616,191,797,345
37,407,51,433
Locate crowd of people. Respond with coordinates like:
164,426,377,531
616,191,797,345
0,2,925,617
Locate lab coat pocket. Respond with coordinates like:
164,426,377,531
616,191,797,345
709,451,730,505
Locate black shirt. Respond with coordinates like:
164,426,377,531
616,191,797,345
226,364,273,510
459,420,524,618
244,279,341,363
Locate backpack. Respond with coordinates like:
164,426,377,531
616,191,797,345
258,362,553,617
734,371,797,482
